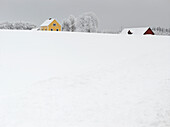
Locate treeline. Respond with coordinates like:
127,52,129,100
0,22,36,30
151,27,170,36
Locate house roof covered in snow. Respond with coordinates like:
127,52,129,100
40,18,55,27
121,27,153,35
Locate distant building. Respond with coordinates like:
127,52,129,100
121,27,154,35
40,18,61,31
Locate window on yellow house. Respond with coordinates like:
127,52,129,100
42,29,43,31
53,24,56,26
45,29,47,31
51,29,53,31
56,29,59,31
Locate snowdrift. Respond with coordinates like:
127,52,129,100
0,30,170,127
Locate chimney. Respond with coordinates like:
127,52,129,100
49,18,52,20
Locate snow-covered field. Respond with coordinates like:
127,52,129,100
0,30,170,127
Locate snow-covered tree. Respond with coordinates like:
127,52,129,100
62,15,76,32
62,19,70,31
68,15,76,32
0,22,36,30
62,12,98,33
75,12,98,33
0,22,14,29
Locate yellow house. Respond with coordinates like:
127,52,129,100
40,18,61,31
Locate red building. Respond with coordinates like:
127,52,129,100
121,27,154,35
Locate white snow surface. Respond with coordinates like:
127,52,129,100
40,18,55,26
0,30,170,127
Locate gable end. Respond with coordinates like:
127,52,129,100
144,28,154,35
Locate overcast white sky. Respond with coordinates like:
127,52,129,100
0,0,169,31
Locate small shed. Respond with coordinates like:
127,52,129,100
121,27,154,35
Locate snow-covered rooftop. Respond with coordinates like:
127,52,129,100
121,27,151,35
40,18,55,26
